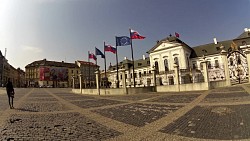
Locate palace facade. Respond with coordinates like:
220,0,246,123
107,28,250,87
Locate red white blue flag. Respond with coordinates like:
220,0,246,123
89,53,96,61
104,44,116,54
130,29,145,39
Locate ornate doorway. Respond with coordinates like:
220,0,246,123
227,47,248,84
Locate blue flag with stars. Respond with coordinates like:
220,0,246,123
116,36,131,46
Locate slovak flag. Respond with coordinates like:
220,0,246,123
175,32,180,38
104,44,116,54
89,53,96,61
130,29,145,39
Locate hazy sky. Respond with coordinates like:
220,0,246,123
0,0,249,70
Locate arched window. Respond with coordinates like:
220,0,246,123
155,61,159,74
230,58,234,66
238,56,241,65
164,59,169,71
174,57,179,66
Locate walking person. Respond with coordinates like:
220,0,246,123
6,78,15,109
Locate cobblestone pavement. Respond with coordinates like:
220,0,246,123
1,85,250,140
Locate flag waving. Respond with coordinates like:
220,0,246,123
95,47,105,58
130,29,145,39
116,36,131,46
104,44,116,54
175,32,180,38
89,52,96,61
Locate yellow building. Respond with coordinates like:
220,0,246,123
25,59,80,88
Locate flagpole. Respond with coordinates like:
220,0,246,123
88,51,90,88
95,47,98,66
115,36,119,88
104,42,107,88
129,28,136,87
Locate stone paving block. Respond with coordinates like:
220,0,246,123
149,94,200,103
26,97,58,102
59,96,96,101
28,94,54,98
71,99,125,108
211,86,245,92
160,104,250,140
163,91,204,95
94,103,183,127
0,112,121,140
206,91,249,98
101,94,160,101
17,102,71,112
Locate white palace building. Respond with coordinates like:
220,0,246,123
106,28,250,89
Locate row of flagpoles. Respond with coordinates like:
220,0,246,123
87,28,146,88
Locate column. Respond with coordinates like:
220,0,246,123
201,61,209,83
120,69,126,88
78,74,82,94
173,64,179,85
173,64,180,91
245,49,250,83
72,76,75,89
95,70,100,95
220,49,231,86
152,67,156,86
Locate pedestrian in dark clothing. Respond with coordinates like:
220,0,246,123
6,78,15,109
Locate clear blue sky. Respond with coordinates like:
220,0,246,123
0,0,249,70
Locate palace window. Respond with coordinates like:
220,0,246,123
230,58,234,66
238,57,241,65
154,61,159,74
164,59,169,71
174,57,179,66
139,72,142,78
192,62,197,69
215,60,219,68
208,61,212,69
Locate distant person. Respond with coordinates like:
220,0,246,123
6,78,15,109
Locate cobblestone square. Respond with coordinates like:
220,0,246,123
0,113,121,141
17,102,71,112
160,104,250,140
1,87,250,140
100,94,161,101
71,99,125,108
149,94,201,103
94,103,183,127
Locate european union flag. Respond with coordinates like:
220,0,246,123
95,47,105,58
116,36,131,46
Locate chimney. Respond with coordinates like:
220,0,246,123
244,28,249,32
142,55,146,60
213,38,217,45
